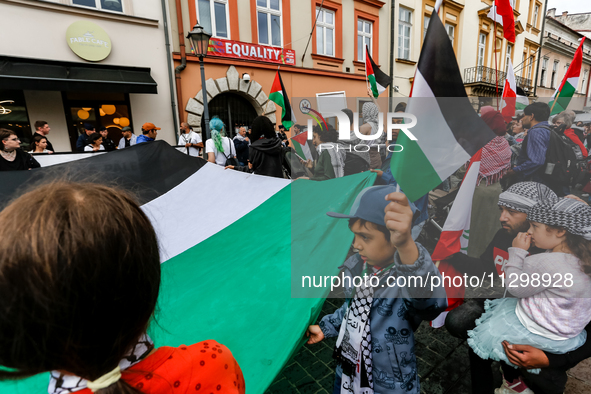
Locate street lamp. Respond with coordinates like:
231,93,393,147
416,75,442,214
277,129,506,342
187,23,212,141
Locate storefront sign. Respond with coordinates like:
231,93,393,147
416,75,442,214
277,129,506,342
207,38,295,66
66,21,112,62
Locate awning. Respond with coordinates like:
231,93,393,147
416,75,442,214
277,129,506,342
0,56,157,94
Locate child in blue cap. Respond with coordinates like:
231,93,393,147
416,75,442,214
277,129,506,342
306,185,447,394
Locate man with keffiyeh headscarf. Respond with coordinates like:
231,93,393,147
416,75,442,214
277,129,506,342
444,181,591,394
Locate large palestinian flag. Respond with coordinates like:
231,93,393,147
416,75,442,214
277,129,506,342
390,11,496,202
269,70,297,130
366,46,392,98
0,142,376,394
549,37,586,115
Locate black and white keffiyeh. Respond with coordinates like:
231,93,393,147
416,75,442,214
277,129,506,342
498,182,558,214
334,265,393,394
528,198,591,240
48,334,154,394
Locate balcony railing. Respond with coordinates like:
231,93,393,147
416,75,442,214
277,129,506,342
464,66,533,92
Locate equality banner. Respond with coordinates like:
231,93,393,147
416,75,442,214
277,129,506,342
208,38,296,66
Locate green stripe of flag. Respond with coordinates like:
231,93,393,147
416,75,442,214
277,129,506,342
550,80,577,115
390,132,443,202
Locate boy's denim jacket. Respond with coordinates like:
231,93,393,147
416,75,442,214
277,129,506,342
319,242,447,393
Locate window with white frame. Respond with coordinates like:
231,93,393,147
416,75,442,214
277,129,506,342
533,5,539,28
357,19,372,62
257,0,282,47
505,44,512,73
582,70,589,93
527,55,534,80
423,15,430,40
316,7,335,56
540,57,548,86
477,33,486,68
197,0,229,38
398,7,412,60
445,23,455,46
72,0,123,12
551,60,559,88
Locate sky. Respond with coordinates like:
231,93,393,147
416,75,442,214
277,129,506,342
547,0,591,15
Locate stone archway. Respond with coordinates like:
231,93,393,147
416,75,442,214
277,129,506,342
185,65,276,131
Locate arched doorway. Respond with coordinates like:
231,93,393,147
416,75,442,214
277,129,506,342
202,92,258,138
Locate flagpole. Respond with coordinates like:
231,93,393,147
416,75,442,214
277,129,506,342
550,89,562,113
494,10,499,110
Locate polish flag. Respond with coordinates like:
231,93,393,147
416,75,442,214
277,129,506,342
430,150,482,328
501,59,517,123
487,0,516,43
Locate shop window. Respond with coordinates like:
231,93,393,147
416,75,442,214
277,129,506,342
63,92,132,152
197,0,229,38
72,0,124,13
0,90,31,149
257,0,282,46
316,7,335,56
357,19,372,62
398,7,412,60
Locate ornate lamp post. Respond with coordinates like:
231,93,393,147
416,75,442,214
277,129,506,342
187,23,212,140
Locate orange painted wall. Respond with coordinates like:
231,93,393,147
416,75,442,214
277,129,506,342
176,56,377,124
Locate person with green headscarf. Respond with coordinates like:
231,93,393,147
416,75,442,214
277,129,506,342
205,116,236,166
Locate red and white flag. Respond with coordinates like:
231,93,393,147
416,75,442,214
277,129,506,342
501,58,517,123
429,150,482,328
487,0,516,43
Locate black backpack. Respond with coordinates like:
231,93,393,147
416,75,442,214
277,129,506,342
542,127,579,186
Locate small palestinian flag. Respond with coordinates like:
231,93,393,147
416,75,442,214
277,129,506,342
365,46,392,98
390,11,496,202
291,131,314,162
269,70,296,129
549,37,586,115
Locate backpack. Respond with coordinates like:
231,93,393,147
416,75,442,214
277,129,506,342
542,127,579,186
223,137,239,166
344,152,370,176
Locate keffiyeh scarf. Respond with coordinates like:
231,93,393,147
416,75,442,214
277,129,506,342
48,334,154,394
498,182,558,214
529,198,591,240
478,136,511,185
317,142,345,178
334,264,393,394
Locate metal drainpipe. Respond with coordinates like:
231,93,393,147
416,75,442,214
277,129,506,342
174,0,187,131
161,0,179,137
388,0,396,112
533,0,549,98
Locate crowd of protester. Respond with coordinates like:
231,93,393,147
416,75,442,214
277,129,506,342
2,97,591,394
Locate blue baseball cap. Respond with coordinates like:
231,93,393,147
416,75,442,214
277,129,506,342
326,185,418,232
